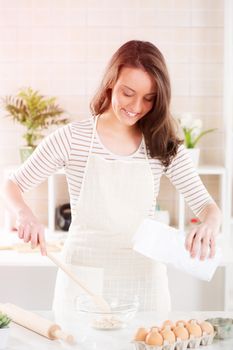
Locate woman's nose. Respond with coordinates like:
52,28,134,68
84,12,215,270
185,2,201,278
130,98,143,113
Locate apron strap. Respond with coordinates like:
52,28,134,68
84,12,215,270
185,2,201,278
92,114,149,162
142,137,149,161
81,115,99,187
90,115,98,153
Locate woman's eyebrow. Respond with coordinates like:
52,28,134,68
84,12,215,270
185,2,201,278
122,84,156,96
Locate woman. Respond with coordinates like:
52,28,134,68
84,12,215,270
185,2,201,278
2,40,221,313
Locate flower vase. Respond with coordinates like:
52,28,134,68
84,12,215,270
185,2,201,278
0,328,10,349
187,148,200,167
19,146,35,163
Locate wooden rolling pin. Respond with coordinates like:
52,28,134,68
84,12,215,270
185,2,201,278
0,303,75,344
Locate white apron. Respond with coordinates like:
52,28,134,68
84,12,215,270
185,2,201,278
53,115,171,315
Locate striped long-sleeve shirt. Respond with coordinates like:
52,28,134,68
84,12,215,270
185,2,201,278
10,117,214,219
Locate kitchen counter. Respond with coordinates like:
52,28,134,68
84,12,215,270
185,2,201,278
5,310,233,350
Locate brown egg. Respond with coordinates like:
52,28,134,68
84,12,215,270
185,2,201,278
173,322,190,340
150,326,161,331
199,321,214,335
176,319,188,327
188,318,200,324
145,327,164,346
160,325,176,344
186,320,202,337
162,320,175,330
133,327,148,341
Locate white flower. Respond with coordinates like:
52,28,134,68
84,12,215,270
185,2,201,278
179,113,193,129
176,111,216,148
192,118,202,130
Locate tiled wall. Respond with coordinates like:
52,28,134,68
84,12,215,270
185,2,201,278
0,0,224,228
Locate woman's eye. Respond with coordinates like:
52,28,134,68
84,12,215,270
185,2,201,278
145,97,154,102
123,92,133,97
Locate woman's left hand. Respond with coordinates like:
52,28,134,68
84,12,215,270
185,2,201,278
185,222,219,260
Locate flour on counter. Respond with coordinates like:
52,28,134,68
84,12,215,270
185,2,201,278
91,316,123,330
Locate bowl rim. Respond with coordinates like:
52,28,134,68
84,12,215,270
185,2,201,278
75,295,139,315
76,305,138,315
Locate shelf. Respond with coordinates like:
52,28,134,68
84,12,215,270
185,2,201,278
44,228,68,239
197,165,226,175
1,227,67,240
218,237,233,266
178,168,227,234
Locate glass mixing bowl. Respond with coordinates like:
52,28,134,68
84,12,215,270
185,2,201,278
75,294,139,330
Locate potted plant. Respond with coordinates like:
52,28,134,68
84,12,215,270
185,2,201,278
178,113,216,166
0,312,11,349
2,87,69,162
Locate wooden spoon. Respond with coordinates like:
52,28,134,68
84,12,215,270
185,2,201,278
47,252,111,313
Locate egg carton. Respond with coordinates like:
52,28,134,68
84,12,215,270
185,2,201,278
205,318,233,340
132,332,215,350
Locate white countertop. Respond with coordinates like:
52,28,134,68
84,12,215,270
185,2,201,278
0,232,64,267
5,310,233,350
0,250,59,267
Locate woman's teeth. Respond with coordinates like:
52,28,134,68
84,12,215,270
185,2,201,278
123,109,137,118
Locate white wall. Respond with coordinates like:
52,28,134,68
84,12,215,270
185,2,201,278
168,267,224,311
0,266,57,310
0,0,226,310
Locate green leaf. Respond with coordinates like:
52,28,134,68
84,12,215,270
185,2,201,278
0,312,11,328
192,129,216,148
1,87,68,147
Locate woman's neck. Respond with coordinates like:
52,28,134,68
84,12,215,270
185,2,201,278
96,112,143,156
98,112,140,137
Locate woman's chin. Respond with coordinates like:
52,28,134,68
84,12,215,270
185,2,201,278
118,112,141,126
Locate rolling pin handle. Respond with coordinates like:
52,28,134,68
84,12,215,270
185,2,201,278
53,329,75,344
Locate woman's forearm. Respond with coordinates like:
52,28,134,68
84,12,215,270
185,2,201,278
198,202,222,231
1,179,32,216
1,179,47,255
185,202,222,260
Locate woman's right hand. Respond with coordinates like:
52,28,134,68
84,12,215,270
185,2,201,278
16,209,47,256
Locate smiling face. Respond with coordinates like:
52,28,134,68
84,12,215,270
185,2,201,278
108,67,156,127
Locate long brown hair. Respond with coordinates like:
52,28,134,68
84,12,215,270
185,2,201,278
90,40,182,167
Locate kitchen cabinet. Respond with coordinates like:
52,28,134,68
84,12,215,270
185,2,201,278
1,163,232,312
4,165,227,236
5,310,233,350
178,166,226,232
47,166,233,268
48,169,223,236
48,166,227,234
